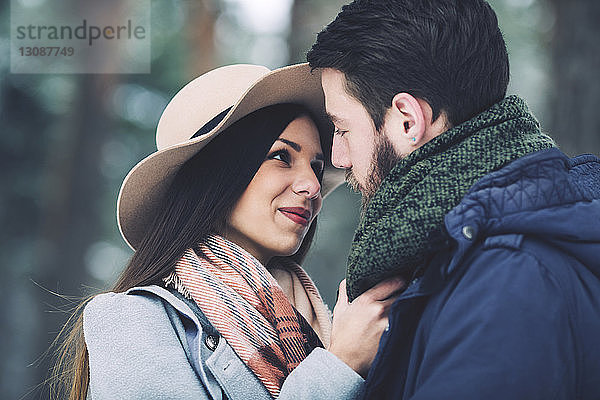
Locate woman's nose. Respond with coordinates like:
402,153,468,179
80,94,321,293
331,135,351,169
292,168,322,199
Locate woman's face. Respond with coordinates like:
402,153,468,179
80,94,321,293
225,115,324,265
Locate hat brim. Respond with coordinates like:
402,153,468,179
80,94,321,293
117,63,345,250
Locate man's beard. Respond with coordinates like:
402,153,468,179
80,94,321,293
345,133,402,212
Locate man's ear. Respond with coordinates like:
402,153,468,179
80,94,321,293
385,93,426,146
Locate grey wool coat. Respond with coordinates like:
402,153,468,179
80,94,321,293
83,285,364,399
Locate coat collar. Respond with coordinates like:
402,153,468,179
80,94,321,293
444,148,600,277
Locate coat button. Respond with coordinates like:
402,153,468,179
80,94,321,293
462,225,475,240
204,334,219,351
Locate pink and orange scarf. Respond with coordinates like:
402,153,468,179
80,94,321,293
164,235,330,398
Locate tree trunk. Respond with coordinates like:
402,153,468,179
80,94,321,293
548,0,600,156
28,0,122,395
29,72,116,399
185,0,219,78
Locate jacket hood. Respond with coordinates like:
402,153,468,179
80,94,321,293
445,148,600,278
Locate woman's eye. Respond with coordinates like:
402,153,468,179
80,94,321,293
268,150,290,164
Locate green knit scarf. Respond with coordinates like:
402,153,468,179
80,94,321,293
346,95,555,301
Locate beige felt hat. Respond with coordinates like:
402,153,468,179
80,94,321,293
117,63,345,250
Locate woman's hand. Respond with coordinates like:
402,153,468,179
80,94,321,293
327,278,405,377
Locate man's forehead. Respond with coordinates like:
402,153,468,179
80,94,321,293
321,70,359,117
321,68,347,92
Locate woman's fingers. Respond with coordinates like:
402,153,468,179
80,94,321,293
333,279,348,317
328,276,406,377
337,279,348,303
357,277,405,303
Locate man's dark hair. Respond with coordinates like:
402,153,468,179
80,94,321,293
307,0,510,129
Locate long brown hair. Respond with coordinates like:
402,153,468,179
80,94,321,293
50,103,323,399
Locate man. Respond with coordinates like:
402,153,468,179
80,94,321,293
307,0,600,399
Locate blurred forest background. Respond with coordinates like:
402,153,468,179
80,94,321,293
1,0,599,398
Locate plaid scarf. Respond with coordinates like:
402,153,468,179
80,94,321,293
164,235,327,398
346,95,556,300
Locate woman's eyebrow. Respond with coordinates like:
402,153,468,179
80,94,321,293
277,138,324,160
277,138,301,152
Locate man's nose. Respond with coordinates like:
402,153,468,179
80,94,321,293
331,135,352,169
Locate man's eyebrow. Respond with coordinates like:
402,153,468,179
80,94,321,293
326,112,345,124
277,138,324,160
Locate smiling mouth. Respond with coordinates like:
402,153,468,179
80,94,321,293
278,207,311,226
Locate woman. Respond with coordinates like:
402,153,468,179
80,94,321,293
53,64,402,399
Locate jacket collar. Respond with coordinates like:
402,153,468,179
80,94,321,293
444,148,600,277
126,285,204,328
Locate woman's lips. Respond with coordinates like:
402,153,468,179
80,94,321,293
278,207,311,226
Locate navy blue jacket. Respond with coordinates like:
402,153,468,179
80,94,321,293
364,148,600,399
